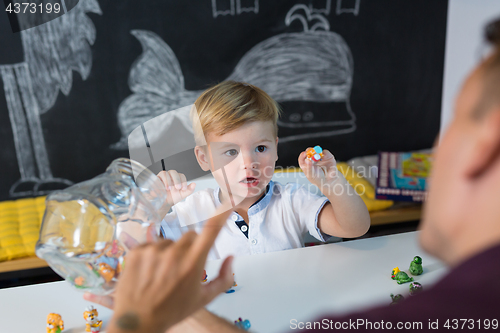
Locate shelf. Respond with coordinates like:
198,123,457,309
0,206,422,274
369,204,422,226
0,256,48,274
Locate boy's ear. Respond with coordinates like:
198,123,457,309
465,107,500,179
194,146,211,171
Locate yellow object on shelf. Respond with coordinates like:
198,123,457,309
0,196,46,261
274,163,394,212
337,162,394,212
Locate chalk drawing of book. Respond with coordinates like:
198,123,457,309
212,0,259,18
0,0,101,197
112,3,356,149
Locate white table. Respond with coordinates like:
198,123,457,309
0,232,447,333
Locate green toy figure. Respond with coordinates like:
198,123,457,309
390,293,405,305
391,267,414,284
409,256,423,275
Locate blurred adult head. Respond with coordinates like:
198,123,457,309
420,17,500,266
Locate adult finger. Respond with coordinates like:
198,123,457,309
160,230,196,252
148,237,174,251
119,231,140,250
201,256,234,304
189,208,232,261
83,292,115,309
151,232,197,282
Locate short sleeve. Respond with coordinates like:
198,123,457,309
288,183,330,242
160,189,218,240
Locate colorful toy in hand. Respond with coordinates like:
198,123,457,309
83,306,103,332
306,146,324,162
409,282,423,296
390,294,405,305
47,313,64,333
202,269,208,282
391,267,414,284
409,256,423,275
234,318,251,330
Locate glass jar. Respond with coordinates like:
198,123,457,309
36,158,167,295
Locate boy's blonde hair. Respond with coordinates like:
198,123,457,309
191,81,281,145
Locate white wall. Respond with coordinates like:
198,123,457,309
441,0,500,134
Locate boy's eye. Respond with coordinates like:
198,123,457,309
256,145,267,153
224,149,238,157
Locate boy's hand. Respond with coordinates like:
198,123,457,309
157,170,196,210
298,148,339,190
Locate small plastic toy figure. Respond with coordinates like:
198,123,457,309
225,273,237,293
98,262,116,283
234,318,251,330
390,294,405,305
306,146,324,162
83,306,103,332
47,313,64,333
391,267,414,284
105,239,125,259
202,269,208,282
409,256,423,275
74,276,85,287
409,282,423,296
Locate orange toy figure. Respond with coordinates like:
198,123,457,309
46,313,64,333
98,262,116,283
74,276,85,286
83,306,103,332
306,146,324,162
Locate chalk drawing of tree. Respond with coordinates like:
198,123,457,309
0,0,102,197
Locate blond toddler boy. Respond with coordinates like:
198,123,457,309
157,81,370,260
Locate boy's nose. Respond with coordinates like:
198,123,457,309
240,152,257,169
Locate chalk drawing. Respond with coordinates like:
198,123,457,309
111,30,201,150
309,0,331,15
113,3,355,148
237,0,259,15
212,0,258,18
285,4,330,31
0,0,102,197
336,0,360,16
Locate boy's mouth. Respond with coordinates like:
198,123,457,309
240,177,259,187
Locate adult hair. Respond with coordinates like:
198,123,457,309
191,81,281,144
473,17,500,119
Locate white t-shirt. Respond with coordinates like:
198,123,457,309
160,181,330,260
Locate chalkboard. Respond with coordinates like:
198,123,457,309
0,0,448,201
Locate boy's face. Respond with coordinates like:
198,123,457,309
195,121,278,207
